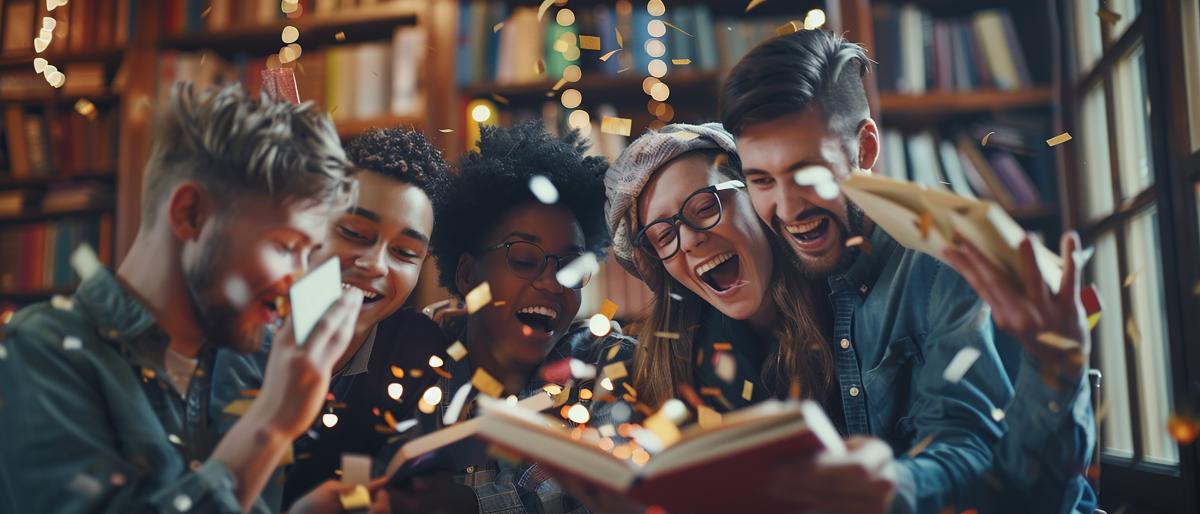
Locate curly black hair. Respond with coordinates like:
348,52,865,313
344,127,451,208
431,121,610,298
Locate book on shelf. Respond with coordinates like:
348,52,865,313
385,395,842,514
0,215,112,293
1,105,119,179
872,6,1033,93
2,0,37,53
40,182,114,213
878,127,1051,213
456,1,772,88
842,172,1064,293
158,24,426,124
3,0,138,54
159,0,413,36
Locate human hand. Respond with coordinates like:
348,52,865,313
944,231,1090,383
768,436,897,514
387,471,479,514
289,478,391,514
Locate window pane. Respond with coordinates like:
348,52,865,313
1113,45,1155,198
1091,231,1134,457
1073,0,1103,78
1124,207,1178,464
1107,0,1141,39
1079,86,1114,221
1183,0,1200,152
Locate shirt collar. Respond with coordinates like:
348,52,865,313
74,268,170,370
827,226,898,297
339,324,378,377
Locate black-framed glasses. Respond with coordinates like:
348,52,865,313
634,180,746,261
476,240,591,289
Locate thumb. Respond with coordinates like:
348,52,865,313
369,488,391,514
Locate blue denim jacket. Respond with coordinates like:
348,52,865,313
828,227,1094,514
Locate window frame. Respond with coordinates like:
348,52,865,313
1059,1,1200,512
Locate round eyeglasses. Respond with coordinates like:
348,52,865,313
476,240,592,289
634,180,746,261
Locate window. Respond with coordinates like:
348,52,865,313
1111,46,1154,198
1091,233,1133,457
1073,0,1103,77
1079,86,1114,221
1184,0,1200,151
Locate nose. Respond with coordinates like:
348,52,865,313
353,243,388,278
779,182,814,223
531,258,567,293
679,223,709,255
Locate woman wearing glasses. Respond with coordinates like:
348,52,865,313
389,121,631,513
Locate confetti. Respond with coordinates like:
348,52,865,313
670,58,691,65
471,367,504,397
390,366,405,378
568,403,591,424
943,347,982,384
991,407,1006,422
647,59,667,78
647,0,665,16
615,27,624,48
34,37,50,53
556,8,575,26
47,70,65,88
200,5,212,18
335,31,346,42
33,57,47,73
777,21,801,36
222,399,253,416
465,282,492,314
536,0,555,21
282,25,299,44
173,494,193,512
442,382,473,425
490,93,509,106
981,131,995,146
697,405,722,428
601,116,632,136
1123,268,1140,287
421,386,443,406
803,9,826,30
662,21,692,37
1097,8,1122,25
906,434,935,457
339,485,371,511
535,58,546,75
715,352,736,383
654,331,680,340
1167,414,1199,444
745,0,767,13
845,236,866,249
560,88,582,109
493,21,505,32
387,383,404,400
438,128,454,133
570,359,597,379
556,252,598,288
579,35,601,50
600,377,614,391
62,336,82,350
649,82,670,102
1046,132,1073,147
588,314,612,337
446,341,468,361
1125,316,1141,348
0,346,6,360
603,361,628,381
429,355,445,368
793,165,834,186
322,413,339,428
68,473,102,497
50,294,73,310
741,380,754,401
918,212,933,240
551,78,568,91
1036,332,1081,351
563,64,582,82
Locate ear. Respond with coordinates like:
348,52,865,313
454,252,479,297
166,182,212,242
855,118,880,171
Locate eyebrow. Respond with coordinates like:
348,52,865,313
346,206,379,222
503,231,584,253
402,227,429,245
744,160,827,176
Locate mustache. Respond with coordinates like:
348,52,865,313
787,207,839,223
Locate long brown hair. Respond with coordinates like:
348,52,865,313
627,152,833,409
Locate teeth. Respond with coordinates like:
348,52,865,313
516,305,558,320
785,218,825,234
341,283,379,299
695,252,735,277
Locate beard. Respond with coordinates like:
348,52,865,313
777,200,867,281
183,235,264,355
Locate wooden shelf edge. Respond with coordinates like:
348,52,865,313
0,92,119,104
157,2,422,51
462,70,721,101
0,206,116,225
334,115,424,138
0,170,117,190
880,87,1054,115
1008,205,1057,221
0,47,125,69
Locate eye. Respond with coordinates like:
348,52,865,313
749,176,774,187
337,224,370,242
390,247,420,260
274,241,296,255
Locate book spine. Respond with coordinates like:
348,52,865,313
693,7,718,72
987,152,1040,207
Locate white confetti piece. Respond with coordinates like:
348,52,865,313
556,252,598,289
173,494,193,512
465,282,492,314
42,16,56,30
68,473,102,497
991,408,1006,422
222,276,250,309
443,383,473,425
815,181,841,200
50,295,74,310
793,165,834,186
943,347,982,384
588,314,612,337
387,382,404,400
529,175,559,204
322,413,339,428
394,418,419,433
341,454,371,486
62,336,82,350
422,385,443,405
168,433,183,445
567,403,590,424
714,352,736,383
569,358,597,379
33,57,47,73
0,345,7,360
69,244,101,281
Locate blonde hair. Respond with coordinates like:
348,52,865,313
627,151,833,408
140,82,355,226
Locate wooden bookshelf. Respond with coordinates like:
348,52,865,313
0,47,125,70
462,71,722,105
334,114,424,139
0,92,119,103
0,170,116,190
0,206,115,225
879,87,1055,119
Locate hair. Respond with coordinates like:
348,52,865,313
344,127,452,209
431,121,610,298
719,29,870,164
140,82,355,227
625,150,834,409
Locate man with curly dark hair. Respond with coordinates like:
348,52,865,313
384,121,633,514
211,126,457,511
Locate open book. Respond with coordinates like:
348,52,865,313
842,172,1066,293
468,397,843,513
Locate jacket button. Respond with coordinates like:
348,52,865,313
849,386,860,397
840,338,851,350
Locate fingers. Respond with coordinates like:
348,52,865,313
1017,237,1052,310
304,289,362,364
369,488,391,514
1058,231,1082,308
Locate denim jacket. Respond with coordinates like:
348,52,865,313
828,227,1095,514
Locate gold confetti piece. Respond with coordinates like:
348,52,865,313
1193,280,1200,295
668,130,699,142
339,484,371,511
654,331,680,339
617,65,631,73
943,347,982,383
1087,311,1102,330
745,0,767,13
662,21,692,37
712,342,732,351
493,21,505,32
465,282,492,313
600,116,632,136
606,344,622,362
615,27,624,48
431,367,452,379
741,380,754,401
981,131,995,146
492,300,507,307
604,361,628,381
906,434,935,457
334,31,346,42
1125,315,1141,348
490,93,509,105
671,58,691,65
282,25,300,44
223,398,254,416
446,341,467,361
390,366,404,378
845,235,873,256
777,20,801,36
1046,132,1073,147
50,294,73,310
697,405,722,428
438,128,454,133
471,367,504,397
535,58,546,75
409,368,424,378
421,385,443,405
599,298,619,320
918,212,933,240
1123,268,1141,287
599,48,622,62
201,5,212,18
1036,332,1082,351
536,0,555,21
1097,8,1122,25
578,35,601,51
1168,414,1200,444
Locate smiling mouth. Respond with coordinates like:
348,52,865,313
342,282,384,305
784,216,831,242
514,305,559,334
696,252,740,292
